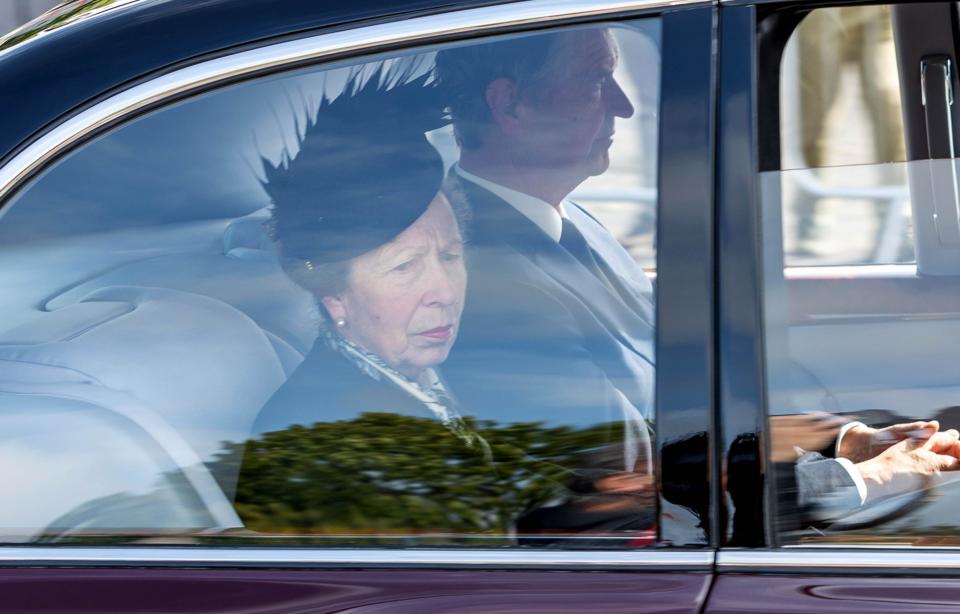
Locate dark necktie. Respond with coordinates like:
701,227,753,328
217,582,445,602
560,218,622,291
559,218,646,315
560,218,609,284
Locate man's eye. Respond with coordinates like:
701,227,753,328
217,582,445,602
391,260,414,272
442,251,463,263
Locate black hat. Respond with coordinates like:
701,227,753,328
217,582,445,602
261,64,447,266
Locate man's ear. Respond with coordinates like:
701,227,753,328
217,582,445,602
320,294,347,324
485,77,521,132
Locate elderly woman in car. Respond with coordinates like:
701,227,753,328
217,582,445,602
238,68,485,457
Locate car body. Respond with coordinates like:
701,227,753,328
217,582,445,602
1,0,959,611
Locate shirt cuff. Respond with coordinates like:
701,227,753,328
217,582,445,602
833,457,867,505
835,420,865,458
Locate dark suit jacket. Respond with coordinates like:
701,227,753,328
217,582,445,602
443,175,656,457
247,339,434,437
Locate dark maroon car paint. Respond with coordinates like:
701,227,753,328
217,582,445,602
0,569,710,613
707,575,960,614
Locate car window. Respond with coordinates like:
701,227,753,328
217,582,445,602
0,20,664,547
777,4,911,267
762,2,960,544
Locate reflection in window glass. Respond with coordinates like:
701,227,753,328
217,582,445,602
766,161,960,544
779,5,913,266
0,22,670,546
766,4,960,545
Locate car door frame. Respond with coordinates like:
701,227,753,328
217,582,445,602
0,0,719,608
711,0,960,608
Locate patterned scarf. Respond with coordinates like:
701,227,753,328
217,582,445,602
324,330,492,461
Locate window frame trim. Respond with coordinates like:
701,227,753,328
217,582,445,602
0,547,714,570
718,547,960,574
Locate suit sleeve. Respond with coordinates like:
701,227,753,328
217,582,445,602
773,453,863,532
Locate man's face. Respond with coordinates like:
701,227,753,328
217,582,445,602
514,29,635,181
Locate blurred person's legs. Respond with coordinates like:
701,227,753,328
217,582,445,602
858,6,907,258
795,7,904,253
858,6,903,165
796,10,843,247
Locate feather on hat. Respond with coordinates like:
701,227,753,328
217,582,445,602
261,62,448,266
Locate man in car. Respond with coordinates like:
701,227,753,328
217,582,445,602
434,27,960,531
434,27,658,537
436,27,653,475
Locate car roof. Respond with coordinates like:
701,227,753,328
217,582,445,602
0,0,501,164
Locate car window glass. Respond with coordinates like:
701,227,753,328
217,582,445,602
0,20,665,547
778,5,911,267
764,3,960,544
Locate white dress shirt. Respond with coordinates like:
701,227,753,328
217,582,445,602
454,165,567,242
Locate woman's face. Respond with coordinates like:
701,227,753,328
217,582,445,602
321,193,467,379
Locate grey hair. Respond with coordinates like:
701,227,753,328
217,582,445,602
434,32,564,150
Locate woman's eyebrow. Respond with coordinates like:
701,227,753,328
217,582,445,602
380,244,427,263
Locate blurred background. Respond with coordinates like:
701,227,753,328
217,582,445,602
776,5,913,268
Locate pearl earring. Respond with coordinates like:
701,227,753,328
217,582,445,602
335,318,346,328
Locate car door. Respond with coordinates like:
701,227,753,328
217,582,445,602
708,0,960,610
0,0,717,610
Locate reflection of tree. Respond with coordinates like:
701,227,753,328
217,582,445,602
225,412,623,534
0,0,117,51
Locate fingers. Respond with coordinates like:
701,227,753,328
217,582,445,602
941,455,960,471
880,420,938,442
887,420,936,433
923,429,960,453
944,437,960,460
893,446,960,474
903,449,960,475
929,431,960,461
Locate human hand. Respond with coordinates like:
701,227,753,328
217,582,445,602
769,412,848,462
855,428,960,503
839,420,939,463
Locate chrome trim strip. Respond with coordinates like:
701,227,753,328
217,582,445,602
0,0,707,204
718,548,960,572
0,547,714,569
